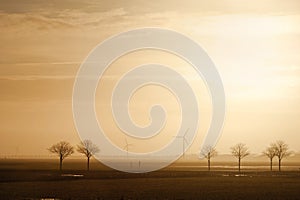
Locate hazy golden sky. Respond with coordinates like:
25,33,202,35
0,0,300,156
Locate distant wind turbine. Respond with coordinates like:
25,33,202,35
123,138,133,158
175,128,189,158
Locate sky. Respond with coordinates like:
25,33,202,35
0,0,300,156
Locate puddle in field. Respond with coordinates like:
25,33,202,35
220,174,252,177
234,174,247,177
40,199,61,200
25,198,61,200
61,174,84,177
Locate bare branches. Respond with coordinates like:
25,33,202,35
230,143,250,172
77,139,100,158
263,146,276,160
77,139,100,171
263,141,292,171
48,141,74,170
231,143,250,159
272,140,292,171
200,145,218,160
263,145,277,171
272,140,292,160
200,145,218,171
48,141,74,159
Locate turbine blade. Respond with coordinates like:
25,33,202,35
184,128,189,136
184,138,188,144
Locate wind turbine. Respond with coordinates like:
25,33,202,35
175,128,189,158
123,138,133,158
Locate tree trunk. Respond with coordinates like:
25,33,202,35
87,156,90,171
208,158,210,171
270,158,273,171
278,158,281,171
238,157,241,172
59,155,63,171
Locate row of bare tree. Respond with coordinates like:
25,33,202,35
200,140,292,172
49,140,292,172
48,140,99,171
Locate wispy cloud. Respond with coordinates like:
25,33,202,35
0,75,75,81
0,7,128,31
12,61,81,66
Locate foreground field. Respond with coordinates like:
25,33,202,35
1,170,300,200
0,159,300,199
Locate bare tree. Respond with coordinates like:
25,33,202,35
231,143,250,172
48,141,74,171
263,145,276,171
77,140,100,171
272,140,292,171
200,145,217,171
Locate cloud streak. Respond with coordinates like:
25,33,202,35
0,7,128,31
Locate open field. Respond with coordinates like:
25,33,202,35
0,159,300,200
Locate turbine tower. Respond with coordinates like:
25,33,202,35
176,128,189,158
123,138,133,158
